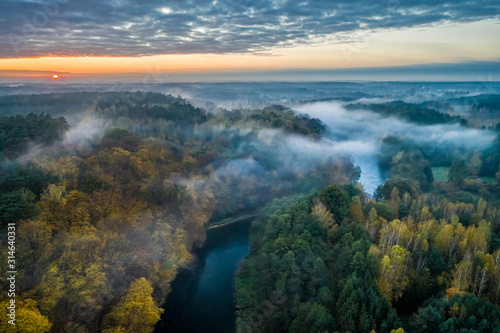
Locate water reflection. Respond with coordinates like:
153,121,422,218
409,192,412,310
155,220,251,333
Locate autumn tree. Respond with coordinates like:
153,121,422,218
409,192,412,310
0,299,52,332
375,245,411,304
103,277,164,333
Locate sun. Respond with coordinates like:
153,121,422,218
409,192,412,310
52,74,59,79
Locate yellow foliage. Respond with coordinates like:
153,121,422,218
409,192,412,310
377,245,410,304
103,277,164,333
445,287,464,298
0,299,52,332
391,329,405,333
311,199,337,235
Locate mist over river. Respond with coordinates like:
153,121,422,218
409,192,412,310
155,98,393,333
155,161,384,333
152,83,496,333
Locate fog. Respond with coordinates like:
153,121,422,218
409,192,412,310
293,101,496,192
296,101,495,151
1,80,498,195
63,115,107,146
2,81,499,332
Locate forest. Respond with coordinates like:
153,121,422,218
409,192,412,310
235,96,500,332
0,89,499,333
0,92,353,332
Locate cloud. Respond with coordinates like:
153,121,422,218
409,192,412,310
0,0,499,58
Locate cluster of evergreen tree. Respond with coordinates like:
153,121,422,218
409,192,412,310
0,113,68,160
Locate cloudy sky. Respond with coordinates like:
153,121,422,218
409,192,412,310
0,0,499,81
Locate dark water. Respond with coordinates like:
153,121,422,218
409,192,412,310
154,219,251,333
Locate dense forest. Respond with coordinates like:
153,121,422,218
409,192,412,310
0,90,499,332
0,92,353,332
235,180,500,332
234,95,500,332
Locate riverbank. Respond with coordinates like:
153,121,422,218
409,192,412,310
155,218,252,333
206,213,257,230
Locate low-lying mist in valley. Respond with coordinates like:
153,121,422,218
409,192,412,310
1,82,499,333
293,100,497,192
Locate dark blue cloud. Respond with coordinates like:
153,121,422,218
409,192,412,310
0,0,499,58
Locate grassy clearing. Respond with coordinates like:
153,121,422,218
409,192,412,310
432,167,449,182
432,167,497,184
478,177,497,185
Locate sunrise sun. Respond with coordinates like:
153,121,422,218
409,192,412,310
52,74,59,79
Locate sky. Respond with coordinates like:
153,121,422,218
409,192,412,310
0,0,499,81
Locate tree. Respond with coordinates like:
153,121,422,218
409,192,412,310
289,302,334,333
410,293,500,333
467,153,483,179
375,177,417,201
434,223,466,262
311,198,337,239
349,196,364,223
448,160,467,187
103,277,164,333
377,245,410,304
319,185,350,222
0,299,52,332
0,189,38,226
0,162,58,198
18,219,54,287
336,274,400,333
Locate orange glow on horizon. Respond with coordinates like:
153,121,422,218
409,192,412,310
0,46,383,77
52,74,59,79
0,18,499,80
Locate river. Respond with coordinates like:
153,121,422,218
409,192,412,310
155,165,383,333
353,152,385,195
154,218,252,333
155,156,383,333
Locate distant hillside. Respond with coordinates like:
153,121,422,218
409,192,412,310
346,101,467,125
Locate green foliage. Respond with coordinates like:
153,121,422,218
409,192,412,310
336,273,400,333
0,189,37,225
96,93,208,124
363,201,395,222
480,135,500,177
346,101,466,125
375,177,418,201
235,194,400,333
235,194,333,333
101,128,142,151
215,105,326,138
448,160,468,186
0,113,68,159
289,302,335,333
319,184,351,222
410,293,500,333
0,162,58,198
